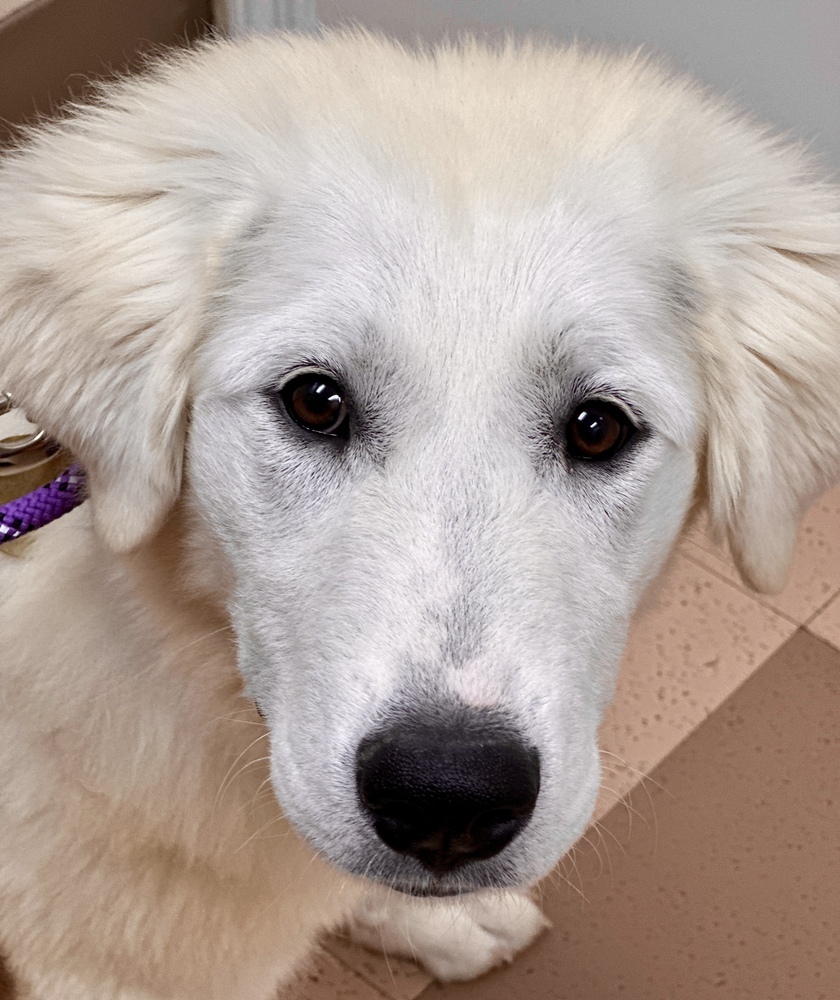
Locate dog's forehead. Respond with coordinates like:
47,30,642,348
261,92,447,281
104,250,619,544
220,166,668,340
200,44,705,437
205,164,699,448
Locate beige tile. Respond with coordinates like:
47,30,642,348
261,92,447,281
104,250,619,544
681,484,840,624
278,948,389,1000
678,518,742,586
594,552,797,819
807,590,840,650
324,934,432,1000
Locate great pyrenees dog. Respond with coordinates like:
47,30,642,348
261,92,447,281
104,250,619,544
1,27,838,1000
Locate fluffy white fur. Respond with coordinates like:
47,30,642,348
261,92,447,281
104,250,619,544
0,29,838,1000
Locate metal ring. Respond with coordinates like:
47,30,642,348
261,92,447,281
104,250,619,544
0,391,48,457
0,430,47,458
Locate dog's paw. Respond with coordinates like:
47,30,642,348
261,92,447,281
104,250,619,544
345,889,549,982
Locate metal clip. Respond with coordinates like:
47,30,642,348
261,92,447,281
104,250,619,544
0,391,57,476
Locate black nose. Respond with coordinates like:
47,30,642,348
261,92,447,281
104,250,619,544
356,716,540,875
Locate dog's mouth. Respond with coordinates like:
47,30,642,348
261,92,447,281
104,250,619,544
346,854,528,899
393,882,468,898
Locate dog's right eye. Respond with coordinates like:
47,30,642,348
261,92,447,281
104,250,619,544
278,372,349,438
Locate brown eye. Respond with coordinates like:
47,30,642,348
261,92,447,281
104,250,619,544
280,372,348,437
566,399,635,461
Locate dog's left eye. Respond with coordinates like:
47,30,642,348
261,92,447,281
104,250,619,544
566,399,636,461
279,372,349,437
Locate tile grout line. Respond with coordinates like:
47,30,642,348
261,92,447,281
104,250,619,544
680,531,840,632
284,945,397,1000
678,546,803,629
319,944,413,1000
801,622,840,655
802,587,840,629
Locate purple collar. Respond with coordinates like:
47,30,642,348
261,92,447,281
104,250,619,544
0,464,87,545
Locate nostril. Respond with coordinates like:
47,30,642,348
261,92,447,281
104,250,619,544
469,808,523,844
356,714,540,874
366,801,430,853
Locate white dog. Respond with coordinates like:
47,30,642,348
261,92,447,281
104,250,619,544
1,28,838,1000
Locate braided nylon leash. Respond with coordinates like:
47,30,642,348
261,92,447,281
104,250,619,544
0,464,86,545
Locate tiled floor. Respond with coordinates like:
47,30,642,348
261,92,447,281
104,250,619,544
283,488,840,1000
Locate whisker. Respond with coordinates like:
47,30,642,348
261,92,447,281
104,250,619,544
548,858,589,904
599,748,664,852
233,811,289,854
213,732,270,813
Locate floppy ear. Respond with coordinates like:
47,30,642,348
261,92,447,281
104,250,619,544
0,59,255,552
695,141,840,593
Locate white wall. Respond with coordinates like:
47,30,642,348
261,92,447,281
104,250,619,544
317,0,840,172
215,0,316,34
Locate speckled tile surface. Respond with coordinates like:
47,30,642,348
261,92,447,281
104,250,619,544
278,948,392,1000
681,485,840,625
421,629,840,1000
595,552,797,818
807,592,840,651
322,934,432,1000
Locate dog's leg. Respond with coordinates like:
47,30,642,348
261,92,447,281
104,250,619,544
344,887,549,982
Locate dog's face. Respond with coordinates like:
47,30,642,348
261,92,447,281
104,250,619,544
2,33,838,897
186,165,702,892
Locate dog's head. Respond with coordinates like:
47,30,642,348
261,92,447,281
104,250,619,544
2,32,838,895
